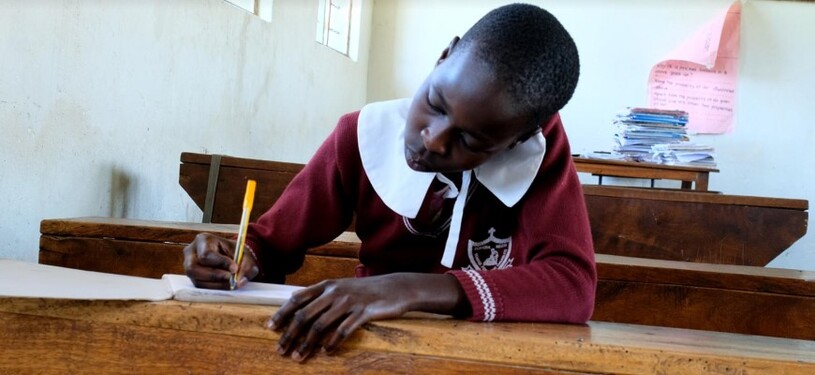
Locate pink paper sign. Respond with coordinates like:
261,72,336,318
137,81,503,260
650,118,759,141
648,1,741,134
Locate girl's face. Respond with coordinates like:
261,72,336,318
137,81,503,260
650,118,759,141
404,48,534,173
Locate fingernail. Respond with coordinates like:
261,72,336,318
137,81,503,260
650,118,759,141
291,351,303,361
276,345,286,356
265,319,276,330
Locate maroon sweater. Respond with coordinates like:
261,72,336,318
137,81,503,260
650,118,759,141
245,111,596,323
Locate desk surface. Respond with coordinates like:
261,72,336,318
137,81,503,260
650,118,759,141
573,156,718,191
574,156,720,172
39,216,815,340
1,298,813,374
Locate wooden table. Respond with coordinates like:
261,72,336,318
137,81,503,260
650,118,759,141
1,297,813,374
39,217,815,341
573,156,719,191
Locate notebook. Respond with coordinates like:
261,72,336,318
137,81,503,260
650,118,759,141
0,259,300,305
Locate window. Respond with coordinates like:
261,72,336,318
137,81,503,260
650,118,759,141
224,0,273,22
316,0,360,59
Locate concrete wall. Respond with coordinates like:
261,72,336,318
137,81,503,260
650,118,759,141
368,0,815,270
0,0,372,261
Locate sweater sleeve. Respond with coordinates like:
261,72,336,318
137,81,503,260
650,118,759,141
244,112,360,283
448,114,597,323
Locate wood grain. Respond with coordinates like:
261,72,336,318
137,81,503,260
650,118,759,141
585,189,808,265
1,298,812,374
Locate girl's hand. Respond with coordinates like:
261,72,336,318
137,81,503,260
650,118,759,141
267,273,468,362
182,232,259,289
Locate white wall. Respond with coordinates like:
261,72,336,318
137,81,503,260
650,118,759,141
0,0,372,261
368,0,815,270
2,0,811,270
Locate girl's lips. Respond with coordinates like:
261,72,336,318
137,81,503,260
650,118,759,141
405,147,430,171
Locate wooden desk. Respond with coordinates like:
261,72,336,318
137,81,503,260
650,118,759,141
179,152,808,266
583,185,808,265
1,297,813,374
39,217,815,340
39,217,358,287
573,156,719,191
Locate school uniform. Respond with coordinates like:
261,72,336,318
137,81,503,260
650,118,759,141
246,99,596,323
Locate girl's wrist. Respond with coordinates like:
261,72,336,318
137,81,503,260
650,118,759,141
399,273,470,316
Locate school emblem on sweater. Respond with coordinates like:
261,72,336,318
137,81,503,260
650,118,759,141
464,228,513,271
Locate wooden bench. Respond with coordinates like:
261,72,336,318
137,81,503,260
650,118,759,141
3,296,813,374
179,152,305,224
179,152,808,266
573,156,718,191
39,217,815,341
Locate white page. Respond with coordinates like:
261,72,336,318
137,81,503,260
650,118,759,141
0,259,300,305
162,274,300,306
0,259,172,301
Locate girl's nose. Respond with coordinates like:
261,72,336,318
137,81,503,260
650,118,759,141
421,122,452,156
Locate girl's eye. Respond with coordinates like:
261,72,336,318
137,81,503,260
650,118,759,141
458,132,475,150
459,132,493,155
428,101,444,114
426,94,445,115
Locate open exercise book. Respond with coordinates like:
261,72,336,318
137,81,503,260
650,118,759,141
0,259,301,305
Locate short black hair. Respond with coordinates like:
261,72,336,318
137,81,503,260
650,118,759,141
455,3,580,124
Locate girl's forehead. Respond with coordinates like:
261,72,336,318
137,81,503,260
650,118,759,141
430,53,530,139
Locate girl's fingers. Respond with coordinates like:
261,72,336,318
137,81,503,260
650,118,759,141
324,309,367,354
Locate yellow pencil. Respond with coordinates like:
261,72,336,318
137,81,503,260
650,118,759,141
230,179,256,290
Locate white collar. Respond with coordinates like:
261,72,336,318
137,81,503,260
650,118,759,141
357,98,546,267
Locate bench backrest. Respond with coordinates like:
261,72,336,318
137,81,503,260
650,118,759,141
179,152,809,266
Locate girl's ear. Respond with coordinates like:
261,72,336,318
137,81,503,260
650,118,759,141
436,36,461,66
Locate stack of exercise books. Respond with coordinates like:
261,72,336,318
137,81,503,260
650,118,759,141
612,107,716,167
650,143,717,168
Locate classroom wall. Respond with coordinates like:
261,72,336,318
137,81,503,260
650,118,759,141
0,0,372,262
2,0,812,271
368,0,815,270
